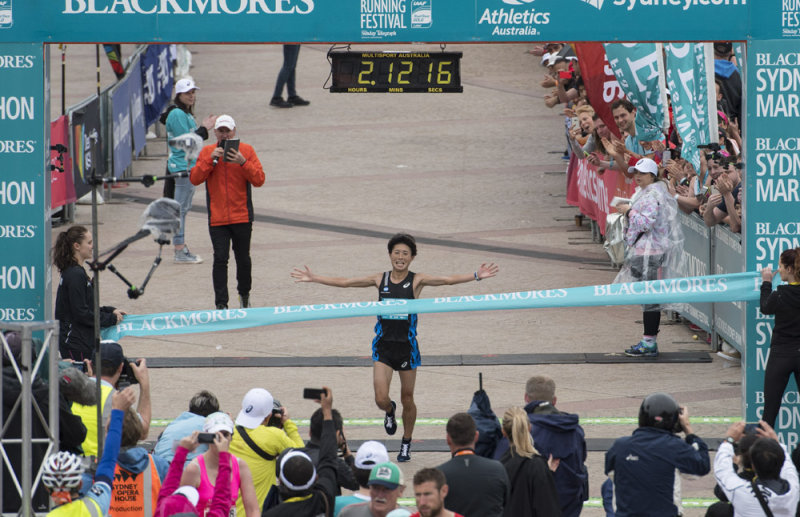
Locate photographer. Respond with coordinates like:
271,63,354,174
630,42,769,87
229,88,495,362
265,387,339,516
71,341,151,456
605,392,710,517
229,388,304,515
304,406,359,495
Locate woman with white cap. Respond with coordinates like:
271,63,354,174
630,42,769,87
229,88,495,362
614,157,684,357
164,77,216,265
180,412,260,516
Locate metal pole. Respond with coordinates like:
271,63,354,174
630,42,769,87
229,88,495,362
60,44,66,116
20,327,33,517
91,138,104,459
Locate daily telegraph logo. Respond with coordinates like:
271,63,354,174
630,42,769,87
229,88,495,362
63,0,315,15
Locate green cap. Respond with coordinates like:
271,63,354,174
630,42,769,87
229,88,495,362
368,461,404,489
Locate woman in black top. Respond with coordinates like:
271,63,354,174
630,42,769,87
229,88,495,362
499,407,562,517
53,226,125,361
760,247,800,428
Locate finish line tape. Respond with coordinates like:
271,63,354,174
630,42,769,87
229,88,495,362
103,272,760,340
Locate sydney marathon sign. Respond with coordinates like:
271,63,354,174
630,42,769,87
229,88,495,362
0,0,751,42
102,272,760,340
0,43,48,323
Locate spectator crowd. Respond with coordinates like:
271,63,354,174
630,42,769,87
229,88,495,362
540,42,744,234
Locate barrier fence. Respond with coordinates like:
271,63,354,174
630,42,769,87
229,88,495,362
568,157,745,352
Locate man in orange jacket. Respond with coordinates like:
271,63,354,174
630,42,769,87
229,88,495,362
190,114,266,310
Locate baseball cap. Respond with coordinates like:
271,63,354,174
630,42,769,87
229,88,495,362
203,412,234,434
355,441,389,470
628,157,659,176
540,52,551,66
368,461,404,490
173,486,199,506
175,78,199,94
547,53,566,67
99,341,125,369
236,388,274,429
214,114,236,130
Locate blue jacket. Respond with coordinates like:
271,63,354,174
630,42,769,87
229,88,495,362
493,401,587,517
605,427,710,517
118,446,169,481
153,411,208,464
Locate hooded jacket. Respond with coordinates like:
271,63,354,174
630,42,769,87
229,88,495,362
760,282,800,352
605,427,710,517
714,59,742,124
500,450,562,517
493,401,587,517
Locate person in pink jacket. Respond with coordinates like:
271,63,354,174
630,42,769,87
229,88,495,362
154,431,232,517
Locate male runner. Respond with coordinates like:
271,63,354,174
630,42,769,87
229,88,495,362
291,233,498,462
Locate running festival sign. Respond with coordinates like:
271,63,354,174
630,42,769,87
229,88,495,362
0,0,798,437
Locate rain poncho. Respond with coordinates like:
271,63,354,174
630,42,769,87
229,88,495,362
614,180,685,310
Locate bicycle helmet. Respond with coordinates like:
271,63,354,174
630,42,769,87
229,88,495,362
42,451,85,490
639,392,682,432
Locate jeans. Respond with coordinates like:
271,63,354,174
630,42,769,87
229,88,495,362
173,172,195,246
209,223,252,307
272,44,300,99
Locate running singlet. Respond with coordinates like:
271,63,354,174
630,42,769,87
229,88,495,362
373,271,417,344
196,454,241,516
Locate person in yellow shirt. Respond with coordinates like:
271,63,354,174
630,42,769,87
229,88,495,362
229,388,304,515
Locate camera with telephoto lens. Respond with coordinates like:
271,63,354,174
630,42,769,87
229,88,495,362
117,359,141,388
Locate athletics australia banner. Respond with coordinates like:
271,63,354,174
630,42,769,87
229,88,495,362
103,272,761,340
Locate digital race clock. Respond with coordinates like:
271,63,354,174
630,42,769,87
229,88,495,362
329,51,463,93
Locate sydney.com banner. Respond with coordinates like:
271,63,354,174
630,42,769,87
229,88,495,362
0,0,750,44
102,272,760,340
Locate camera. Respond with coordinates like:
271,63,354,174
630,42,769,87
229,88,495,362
267,399,284,429
117,359,141,388
198,432,216,444
679,177,690,187
70,360,87,373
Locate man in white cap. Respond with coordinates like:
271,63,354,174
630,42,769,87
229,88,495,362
339,461,405,517
190,115,265,310
334,441,390,515
228,388,304,515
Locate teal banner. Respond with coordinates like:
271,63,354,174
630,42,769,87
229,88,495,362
664,43,706,171
0,43,49,323
102,272,761,341
604,43,668,143
0,0,751,44
745,39,800,447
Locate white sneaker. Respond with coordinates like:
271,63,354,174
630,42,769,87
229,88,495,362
174,246,203,264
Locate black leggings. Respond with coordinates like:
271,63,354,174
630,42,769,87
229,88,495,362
762,352,800,428
630,254,664,336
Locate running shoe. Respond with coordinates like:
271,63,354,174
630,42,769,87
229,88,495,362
397,438,411,462
239,294,250,309
624,340,658,357
384,401,398,436
174,246,203,264
288,95,310,106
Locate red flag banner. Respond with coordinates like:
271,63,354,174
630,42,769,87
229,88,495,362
566,157,635,235
50,115,76,209
574,43,625,139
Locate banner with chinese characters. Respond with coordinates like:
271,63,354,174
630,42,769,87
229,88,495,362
140,44,173,128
